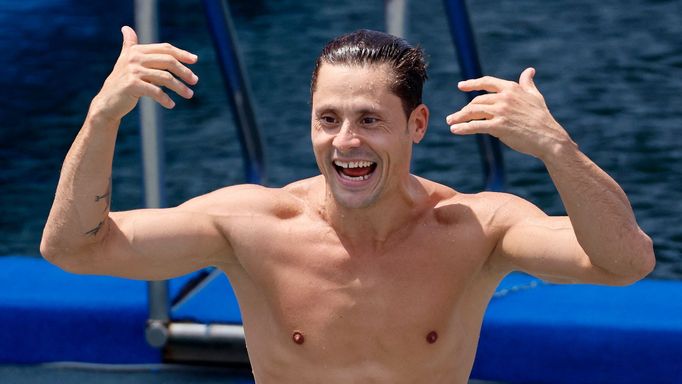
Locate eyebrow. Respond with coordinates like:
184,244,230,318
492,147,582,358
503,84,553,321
356,108,380,116
313,104,382,116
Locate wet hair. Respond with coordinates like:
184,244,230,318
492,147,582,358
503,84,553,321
310,29,428,117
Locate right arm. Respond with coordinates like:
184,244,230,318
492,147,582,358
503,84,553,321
40,26,221,280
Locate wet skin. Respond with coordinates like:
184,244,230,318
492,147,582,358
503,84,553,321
41,28,654,384
209,64,508,383
215,177,504,384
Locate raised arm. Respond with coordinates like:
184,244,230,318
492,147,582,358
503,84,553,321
446,68,655,285
40,27,226,280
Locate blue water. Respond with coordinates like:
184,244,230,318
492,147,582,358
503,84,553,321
1,0,681,279
0,364,255,383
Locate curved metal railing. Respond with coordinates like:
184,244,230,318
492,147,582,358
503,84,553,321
202,0,267,185
443,0,505,191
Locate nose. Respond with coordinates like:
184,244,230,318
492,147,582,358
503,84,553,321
332,121,361,152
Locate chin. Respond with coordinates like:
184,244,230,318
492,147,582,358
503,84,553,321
327,183,382,209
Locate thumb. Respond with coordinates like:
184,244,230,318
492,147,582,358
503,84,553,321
519,67,537,92
121,26,138,49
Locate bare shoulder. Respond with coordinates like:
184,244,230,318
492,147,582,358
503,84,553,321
447,190,534,209
281,175,328,210
177,182,307,220
281,175,322,198
431,184,545,230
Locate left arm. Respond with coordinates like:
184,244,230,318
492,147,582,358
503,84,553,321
447,68,655,285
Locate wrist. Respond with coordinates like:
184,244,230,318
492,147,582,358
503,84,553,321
539,135,580,167
87,96,123,128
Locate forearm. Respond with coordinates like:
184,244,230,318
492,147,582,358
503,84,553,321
542,141,655,277
41,106,119,258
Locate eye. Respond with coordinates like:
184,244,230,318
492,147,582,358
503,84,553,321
361,116,379,125
317,114,338,126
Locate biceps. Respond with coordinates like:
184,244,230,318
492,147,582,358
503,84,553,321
497,216,612,284
93,209,231,280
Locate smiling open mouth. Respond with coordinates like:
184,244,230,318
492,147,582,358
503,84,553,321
333,160,377,181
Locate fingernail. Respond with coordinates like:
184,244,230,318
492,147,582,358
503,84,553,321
191,54,198,61
191,73,199,83
187,89,194,97
169,100,176,108
450,125,457,133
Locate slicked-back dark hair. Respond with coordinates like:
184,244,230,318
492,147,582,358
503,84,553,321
310,29,428,117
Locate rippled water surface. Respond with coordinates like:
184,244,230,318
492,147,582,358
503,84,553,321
1,0,680,278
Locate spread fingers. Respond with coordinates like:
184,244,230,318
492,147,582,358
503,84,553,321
133,80,175,109
446,105,495,125
135,42,198,64
458,76,516,93
138,68,195,99
449,119,496,135
139,54,199,85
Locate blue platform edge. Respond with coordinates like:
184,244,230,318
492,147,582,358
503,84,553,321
2,256,681,384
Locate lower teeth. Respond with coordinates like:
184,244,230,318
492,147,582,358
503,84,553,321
342,173,370,181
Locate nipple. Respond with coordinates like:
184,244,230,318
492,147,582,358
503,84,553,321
426,331,438,344
292,331,305,345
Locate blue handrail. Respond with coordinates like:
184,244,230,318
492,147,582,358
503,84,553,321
202,0,267,184
443,0,505,191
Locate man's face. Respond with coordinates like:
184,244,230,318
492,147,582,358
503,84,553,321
311,63,426,209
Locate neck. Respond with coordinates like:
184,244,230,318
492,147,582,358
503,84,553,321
319,174,429,251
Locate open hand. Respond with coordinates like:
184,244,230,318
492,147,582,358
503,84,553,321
446,68,573,160
91,26,199,122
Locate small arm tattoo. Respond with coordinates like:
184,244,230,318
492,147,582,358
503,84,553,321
86,178,111,236
85,220,104,237
94,177,112,212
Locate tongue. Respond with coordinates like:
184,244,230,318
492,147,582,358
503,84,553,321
341,166,372,177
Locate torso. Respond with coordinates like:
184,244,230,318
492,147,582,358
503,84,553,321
213,176,508,383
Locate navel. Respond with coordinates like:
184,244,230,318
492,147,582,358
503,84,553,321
426,330,438,344
292,330,305,345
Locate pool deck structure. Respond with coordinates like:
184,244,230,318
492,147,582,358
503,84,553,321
2,255,681,384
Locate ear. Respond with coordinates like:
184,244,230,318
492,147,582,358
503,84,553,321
408,104,429,144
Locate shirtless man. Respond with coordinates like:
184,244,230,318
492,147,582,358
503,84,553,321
41,27,655,383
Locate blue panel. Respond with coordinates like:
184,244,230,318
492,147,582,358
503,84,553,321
3,256,681,384
0,256,159,364
170,272,242,324
472,273,682,383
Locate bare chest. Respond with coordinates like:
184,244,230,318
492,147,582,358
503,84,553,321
233,215,496,365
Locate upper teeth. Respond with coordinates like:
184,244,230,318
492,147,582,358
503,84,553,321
334,160,374,169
